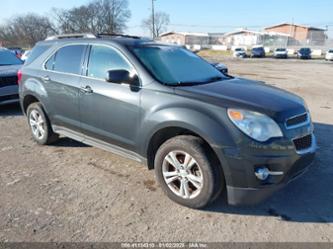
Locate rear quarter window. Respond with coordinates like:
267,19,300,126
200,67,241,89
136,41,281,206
25,44,51,65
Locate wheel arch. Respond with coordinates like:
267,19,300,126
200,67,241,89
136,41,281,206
22,94,41,115
145,123,230,173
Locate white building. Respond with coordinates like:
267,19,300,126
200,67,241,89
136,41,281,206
223,29,290,47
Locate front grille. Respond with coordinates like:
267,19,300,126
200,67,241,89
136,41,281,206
0,94,19,102
286,113,308,127
0,76,18,88
293,134,312,151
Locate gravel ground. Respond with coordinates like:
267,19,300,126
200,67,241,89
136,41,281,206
0,58,333,242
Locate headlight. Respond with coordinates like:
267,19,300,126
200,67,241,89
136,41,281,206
227,109,283,142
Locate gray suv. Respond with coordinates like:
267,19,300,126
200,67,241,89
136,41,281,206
19,34,316,208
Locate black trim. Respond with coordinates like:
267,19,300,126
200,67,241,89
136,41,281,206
0,94,19,102
0,76,18,88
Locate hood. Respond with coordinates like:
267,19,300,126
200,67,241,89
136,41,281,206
175,77,306,122
0,64,21,77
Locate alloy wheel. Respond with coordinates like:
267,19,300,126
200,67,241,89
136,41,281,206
29,109,45,140
162,150,203,199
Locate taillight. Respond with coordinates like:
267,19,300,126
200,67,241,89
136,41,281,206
17,70,22,84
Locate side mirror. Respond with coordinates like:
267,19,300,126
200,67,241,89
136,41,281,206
106,70,137,84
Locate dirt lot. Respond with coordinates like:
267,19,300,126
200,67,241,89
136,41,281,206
1,58,333,242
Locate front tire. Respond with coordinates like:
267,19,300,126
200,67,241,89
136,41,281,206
154,135,224,209
27,103,59,145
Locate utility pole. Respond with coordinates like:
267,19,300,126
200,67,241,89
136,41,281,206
152,0,156,39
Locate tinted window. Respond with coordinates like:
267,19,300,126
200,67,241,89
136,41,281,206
300,48,311,53
45,54,55,70
53,45,85,75
25,44,51,65
132,46,226,85
0,50,23,66
87,45,133,79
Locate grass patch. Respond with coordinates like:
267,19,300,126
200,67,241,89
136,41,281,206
198,49,232,57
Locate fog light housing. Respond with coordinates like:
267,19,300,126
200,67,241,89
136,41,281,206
255,167,270,181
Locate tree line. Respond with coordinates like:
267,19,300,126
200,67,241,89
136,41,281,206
0,0,170,48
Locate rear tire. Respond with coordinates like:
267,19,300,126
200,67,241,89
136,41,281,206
154,135,224,209
27,103,59,145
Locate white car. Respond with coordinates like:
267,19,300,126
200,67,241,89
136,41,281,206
325,49,333,61
21,50,31,62
274,48,288,59
233,48,247,58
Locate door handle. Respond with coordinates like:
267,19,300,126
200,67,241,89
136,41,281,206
42,76,50,82
80,85,93,94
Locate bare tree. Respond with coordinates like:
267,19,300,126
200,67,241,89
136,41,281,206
0,14,56,48
142,11,170,38
53,0,131,34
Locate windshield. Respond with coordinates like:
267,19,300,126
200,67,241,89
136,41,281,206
0,50,23,66
276,48,286,52
300,48,311,52
235,48,243,52
329,50,333,53
132,45,226,85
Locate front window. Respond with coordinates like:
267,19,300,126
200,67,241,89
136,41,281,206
0,50,23,66
131,45,226,85
87,45,134,80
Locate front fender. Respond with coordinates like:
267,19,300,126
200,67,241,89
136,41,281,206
139,106,238,178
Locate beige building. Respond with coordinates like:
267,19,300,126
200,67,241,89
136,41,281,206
158,32,210,46
264,23,327,45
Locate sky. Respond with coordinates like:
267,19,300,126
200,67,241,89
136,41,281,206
1,0,333,37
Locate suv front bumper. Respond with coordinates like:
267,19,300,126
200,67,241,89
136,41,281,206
221,134,317,206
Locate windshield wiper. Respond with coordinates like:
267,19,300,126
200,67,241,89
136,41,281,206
205,76,224,83
176,76,224,86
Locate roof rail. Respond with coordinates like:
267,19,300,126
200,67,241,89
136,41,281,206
45,33,96,41
96,33,142,39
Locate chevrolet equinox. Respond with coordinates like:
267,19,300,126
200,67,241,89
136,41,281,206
19,34,317,208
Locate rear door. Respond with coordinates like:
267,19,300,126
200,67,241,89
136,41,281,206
79,44,141,151
42,44,87,135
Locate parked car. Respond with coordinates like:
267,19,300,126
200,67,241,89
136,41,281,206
233,48,247,58
8,47,24,59
21,50,31,62
0,48,23,105
325,49,333,61
210,62,228,74
297,48,312,59
19,34,316,208
251,46,265,58
273,48,288,59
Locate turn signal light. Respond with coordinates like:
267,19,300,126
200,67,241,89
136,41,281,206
228,110,244,121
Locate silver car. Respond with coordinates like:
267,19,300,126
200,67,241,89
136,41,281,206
0,48,23,105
